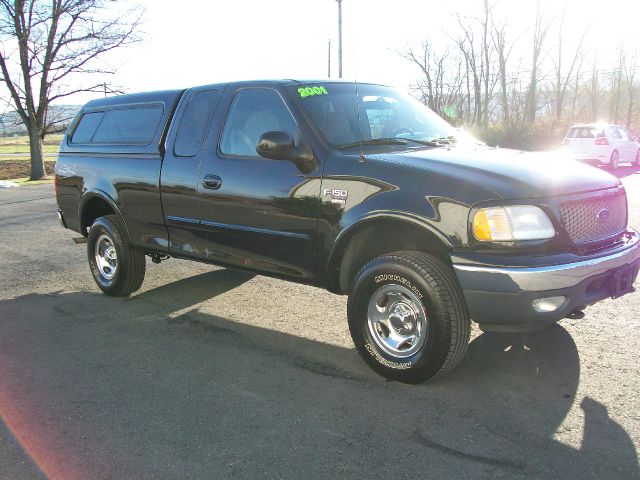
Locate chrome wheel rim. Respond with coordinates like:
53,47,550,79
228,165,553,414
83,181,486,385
367,284,428,358
94,234,117,280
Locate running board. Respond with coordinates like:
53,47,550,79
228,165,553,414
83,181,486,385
72,237,87,244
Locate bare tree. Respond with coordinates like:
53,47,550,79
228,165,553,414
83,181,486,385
400,0,640,148
588,62,600,121
0,0,142,180
569,63,583,121
401,41,445,114
610,47,626,123
480,0,493,128
401,41,466,122
552,5,588,122
491,18,518,125
508,60,528,126
524,0,553,124
624,48,637,128
455,15,482,125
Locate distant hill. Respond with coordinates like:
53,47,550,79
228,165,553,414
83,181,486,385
0,105,81,136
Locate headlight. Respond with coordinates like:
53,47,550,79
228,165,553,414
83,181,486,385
472,206,555,241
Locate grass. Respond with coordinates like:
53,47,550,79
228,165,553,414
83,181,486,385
0,145,60,154
0,134,63,154
0,135,60,181
0,133,64,145
0,154,57,162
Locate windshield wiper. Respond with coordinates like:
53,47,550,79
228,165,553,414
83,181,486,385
400,138,441,147
428,135,457,145
337,138,409,150
337,136,450,150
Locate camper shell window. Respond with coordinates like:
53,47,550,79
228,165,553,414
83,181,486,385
70,104,164,145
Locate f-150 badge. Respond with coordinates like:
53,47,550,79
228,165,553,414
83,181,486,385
324,188,348,205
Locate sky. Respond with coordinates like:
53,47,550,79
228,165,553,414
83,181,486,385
2,0,640,107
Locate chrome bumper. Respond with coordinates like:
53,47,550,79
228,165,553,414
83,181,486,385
453,230,640,293
451,229,640,327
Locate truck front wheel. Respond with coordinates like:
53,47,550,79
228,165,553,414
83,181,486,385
87,215,146,296
347,251,470,383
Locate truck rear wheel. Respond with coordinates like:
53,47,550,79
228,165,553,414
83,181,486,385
347,251,470,383
87,214,146,297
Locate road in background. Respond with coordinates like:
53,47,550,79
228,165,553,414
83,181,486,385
1,167,639,479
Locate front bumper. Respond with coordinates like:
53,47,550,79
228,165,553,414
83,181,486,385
452,229,640,327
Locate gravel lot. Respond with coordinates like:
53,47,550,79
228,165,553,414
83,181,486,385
1,166,639,479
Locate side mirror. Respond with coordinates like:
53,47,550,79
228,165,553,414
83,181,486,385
256,130,318,173
256,130,297,161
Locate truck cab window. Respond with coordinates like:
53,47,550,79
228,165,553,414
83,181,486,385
174,89,220,157
220,89,296,157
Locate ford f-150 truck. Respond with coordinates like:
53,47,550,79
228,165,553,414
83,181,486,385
55,80,640,383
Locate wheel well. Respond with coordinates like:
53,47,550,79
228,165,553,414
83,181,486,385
331,221,451,294
81,196,115,233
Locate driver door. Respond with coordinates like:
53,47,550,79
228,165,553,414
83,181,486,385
197,87,322,280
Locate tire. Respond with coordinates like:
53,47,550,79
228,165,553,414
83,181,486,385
610,150,619,170
87,214,146,296
347,251,470,384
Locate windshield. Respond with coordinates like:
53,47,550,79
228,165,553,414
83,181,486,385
290,83,460,150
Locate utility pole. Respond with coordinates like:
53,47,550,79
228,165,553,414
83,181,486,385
336,0,343,78
328,39,331,78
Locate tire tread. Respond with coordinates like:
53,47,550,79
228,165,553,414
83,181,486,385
88,214,146,297
351,250,470,382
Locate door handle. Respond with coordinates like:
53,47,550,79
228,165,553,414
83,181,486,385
202,175,222,190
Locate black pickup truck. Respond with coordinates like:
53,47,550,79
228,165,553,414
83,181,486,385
55,80,640,383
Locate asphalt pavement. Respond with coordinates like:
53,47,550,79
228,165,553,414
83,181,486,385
1,166,639,480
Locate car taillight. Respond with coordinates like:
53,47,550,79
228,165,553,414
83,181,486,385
595,137,609,145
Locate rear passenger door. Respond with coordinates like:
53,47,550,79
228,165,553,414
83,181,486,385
197,87,322,280
161,87,221,258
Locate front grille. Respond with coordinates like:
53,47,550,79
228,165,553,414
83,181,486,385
560,192,627,244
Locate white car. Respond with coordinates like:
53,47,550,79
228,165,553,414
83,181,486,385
562,123,640,169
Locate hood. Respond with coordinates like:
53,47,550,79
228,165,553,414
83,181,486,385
369,145,620,199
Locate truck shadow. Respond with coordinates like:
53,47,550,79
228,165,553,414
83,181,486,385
123,268,256,312
0,269,638,479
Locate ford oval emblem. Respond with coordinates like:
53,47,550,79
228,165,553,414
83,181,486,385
597,209,610,222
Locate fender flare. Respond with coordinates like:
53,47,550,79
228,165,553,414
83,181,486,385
325,211,452,290
78,190,132,242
